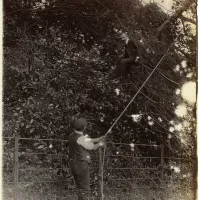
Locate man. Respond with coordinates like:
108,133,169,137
116,32,138,78
68,117,104,200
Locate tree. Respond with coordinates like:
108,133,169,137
156,0,196,39
3,0,197,197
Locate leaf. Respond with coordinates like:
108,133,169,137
23,183,33,188
43,147,48,151
47,87,53,94
30,128,35,133
38,145,44,149
26,125,31,129
34,142,40,147
30,119,34,124
68,89,73,94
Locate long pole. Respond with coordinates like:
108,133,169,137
104,40,175,138
100,35,179,199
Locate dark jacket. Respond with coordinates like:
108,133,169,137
69,132,91,163
124,40,138,59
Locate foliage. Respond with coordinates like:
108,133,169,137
3,0,197,198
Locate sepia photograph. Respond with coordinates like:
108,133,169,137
2,0,197,199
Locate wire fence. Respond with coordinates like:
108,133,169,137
3,136,191,199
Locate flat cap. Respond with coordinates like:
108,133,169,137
73,118,87,130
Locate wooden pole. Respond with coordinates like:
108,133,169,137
14,135,19,185
60,140,63,194
99,148,103,200
60,140,63,172
160,144,164,180
131,149,135,199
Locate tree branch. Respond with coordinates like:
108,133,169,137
156,0,195,39
137,61,180,86
174,46,190,58
179,15,196,25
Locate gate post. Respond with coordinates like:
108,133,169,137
14,135,19,185
160,144,164,180
99,148,103,200
60,140,63,172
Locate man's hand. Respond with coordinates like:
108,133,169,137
99,136,106,142
99,141,105,147
93,141,105,150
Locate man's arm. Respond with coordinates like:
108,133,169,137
77,136,104,150
90,136,104,143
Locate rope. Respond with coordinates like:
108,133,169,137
99,36,179,199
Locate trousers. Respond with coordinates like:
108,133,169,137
69,160,90,200
116,57,135,78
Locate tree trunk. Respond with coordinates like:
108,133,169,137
156,0,195,39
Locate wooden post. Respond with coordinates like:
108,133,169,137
131,149,135,199
99,148,103,200
160,144,164,180
60,140,63,172
14,135,19,185
60,140,63,195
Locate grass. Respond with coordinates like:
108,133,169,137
3,182,195,200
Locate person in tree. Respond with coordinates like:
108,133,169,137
68,117,104,200
115,32,138,78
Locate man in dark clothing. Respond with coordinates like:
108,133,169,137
69,118,104,200
116,32,138,78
